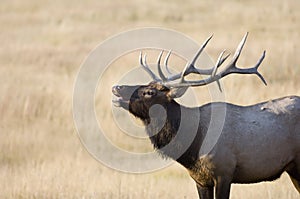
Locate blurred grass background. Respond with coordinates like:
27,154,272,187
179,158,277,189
0,0,299,198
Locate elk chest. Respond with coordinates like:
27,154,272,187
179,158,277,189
187,155,216,187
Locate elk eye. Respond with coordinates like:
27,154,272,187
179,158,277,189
142,90,155,97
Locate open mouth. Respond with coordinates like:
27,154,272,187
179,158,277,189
112,86,130,107
112,96,129,107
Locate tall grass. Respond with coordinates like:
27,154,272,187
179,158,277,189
0,0,299,198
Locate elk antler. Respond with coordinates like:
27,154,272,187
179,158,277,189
139,33,267,90
139,52,161,81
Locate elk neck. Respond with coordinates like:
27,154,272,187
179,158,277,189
145,99,181,150
133,99,209,169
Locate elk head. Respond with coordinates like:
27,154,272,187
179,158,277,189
112,33,266,120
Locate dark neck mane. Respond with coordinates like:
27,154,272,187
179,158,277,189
145,101,180,148
131,100,208,168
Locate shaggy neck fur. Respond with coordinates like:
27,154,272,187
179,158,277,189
129,99,208,169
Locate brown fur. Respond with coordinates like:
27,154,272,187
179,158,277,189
112,82,300,199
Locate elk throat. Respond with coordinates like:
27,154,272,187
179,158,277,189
128,100,181,153
135,100,195,161
145,101,182,158
129,100,205,167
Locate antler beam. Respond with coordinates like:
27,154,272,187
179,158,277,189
164,33,266,88
139,33,266,90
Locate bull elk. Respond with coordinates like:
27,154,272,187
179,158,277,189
112,33,300,199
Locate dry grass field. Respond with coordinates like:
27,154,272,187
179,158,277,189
1,0,300,198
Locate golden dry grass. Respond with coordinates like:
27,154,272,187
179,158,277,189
0,0,300,198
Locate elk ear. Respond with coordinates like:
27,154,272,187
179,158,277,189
167,87,188,99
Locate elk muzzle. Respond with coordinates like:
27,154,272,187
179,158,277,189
112,85,139,110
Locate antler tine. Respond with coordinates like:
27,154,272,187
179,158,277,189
157,50,167,81
179,62,191,83
178,49,229,88
139,52,160,81
164,50,172,75
190,34,213,66
231,32,248,67
183,34,214,76
165,35,214,82
164,33,267,88
217,32,267,85
211,50,229,91
219,49,267,85
212,50,229,77
253,50,267,85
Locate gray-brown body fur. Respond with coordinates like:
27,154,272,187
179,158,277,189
113,82,300,198
112,33,300,198
188,96,300,198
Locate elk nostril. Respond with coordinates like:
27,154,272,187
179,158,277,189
112,85,121,91
117,86,122,90
112,86,121,96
